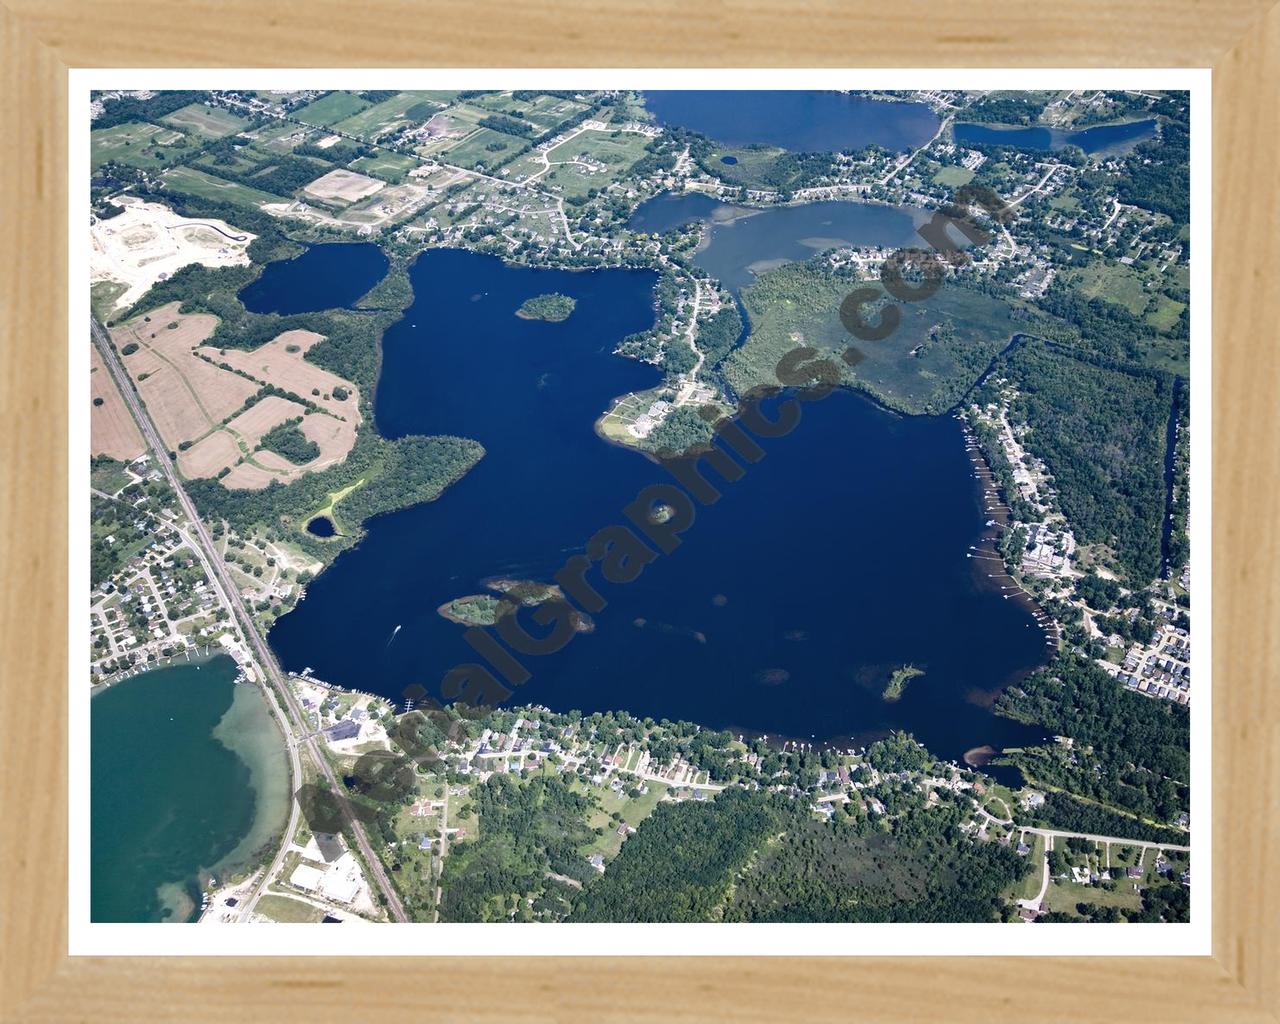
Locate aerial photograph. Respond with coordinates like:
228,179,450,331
87,85,1193,928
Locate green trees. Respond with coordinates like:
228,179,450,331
571,789,781,922
996,654,1189,821
980,338,1172,584
258,417,320,465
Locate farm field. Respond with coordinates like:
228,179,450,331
91,122,185,170
332,92,437,140
90,343,145,461
440,127,530,170
112,305,257,451
303,168,385,204
197,329,361,429
294,91,371,126
161,165,280,209
179,327,362,489
160,102,250,139
348,150,419,183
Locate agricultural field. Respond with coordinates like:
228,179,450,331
90,122,186,170
112,305,257,453
347,150,419,184
161,165,280,209
176,328,361,489
725,260,1022,415
159,102,250,139
197,329,361,430
331,91,438,140
467,92,589,132
302,168,386,204
294,91,371,127
90,343,145,461
245,119,321,154
440,127,530,171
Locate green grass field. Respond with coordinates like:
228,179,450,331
256,894,325,923
932,165,975,188
1069,260,1152,316
332,92,436,140
348,150,419,183
160,103,250,139
1144,293,1186,333
295,91,371,126
541,133,650,199
162,165,279,208
91,122,187,170
442,127,530,171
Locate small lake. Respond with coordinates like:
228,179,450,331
268,247,1049,767
307,515,337,537
628,194,926,294
91,656,290,922
953,119,1156,155
644,91,939,153
238,241,389,314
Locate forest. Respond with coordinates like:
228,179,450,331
979,338,1172,584
570,789,782,921
258,417,320,465
995,654,1189,821
437,774,598,922
725,799,1030,922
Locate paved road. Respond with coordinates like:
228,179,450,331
91,317,408,923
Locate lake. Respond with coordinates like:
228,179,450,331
628,194,926,294
644,91,939,153
268,247,1049,768
953,119,1156,155
90,656,290,922
239,241,389,314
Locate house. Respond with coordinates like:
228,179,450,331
588,853,605,872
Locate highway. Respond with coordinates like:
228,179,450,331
90,317,408,923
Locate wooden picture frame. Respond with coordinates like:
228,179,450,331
3,2,1277,1019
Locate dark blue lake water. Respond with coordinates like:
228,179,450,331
239,241,389,314
953,119,1156,154
267,248,1048,765
644,91,939,153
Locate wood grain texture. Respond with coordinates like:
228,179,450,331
1,1,1277,1020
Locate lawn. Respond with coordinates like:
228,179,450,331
91,122,187,170
348,150,419,184
256,894,325,923
1042,876,1144,917
932,165,975,188
162,165,279,208
160,102,250,140
294,91,372,126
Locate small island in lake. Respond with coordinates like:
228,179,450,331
882,664,924,702
516,292,576,322
439,578,594,633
